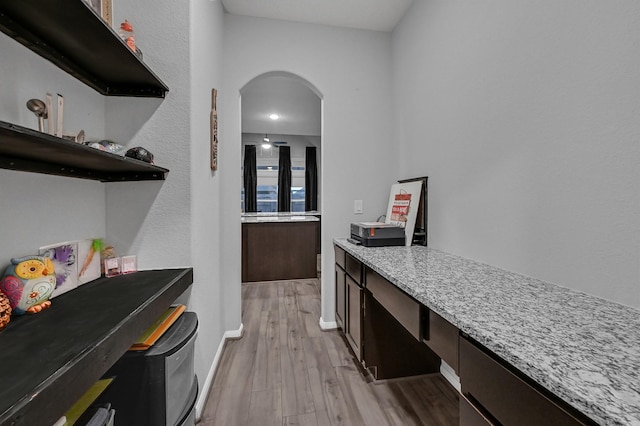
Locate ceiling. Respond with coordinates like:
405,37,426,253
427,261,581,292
235,1,415,136
221,0,414,33
242,75,321,136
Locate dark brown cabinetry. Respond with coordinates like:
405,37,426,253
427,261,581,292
334,243,441,380
423,309,459,373
242,220,318,282
334,246,346,330
344,252,364,360
459,335,593,426
363,267,440,380
334,246,363,360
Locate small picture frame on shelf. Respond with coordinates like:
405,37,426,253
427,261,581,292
85,0,112,26
120,255,138,275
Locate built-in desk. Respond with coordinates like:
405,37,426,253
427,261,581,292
334,238,640,426
0,268,193,426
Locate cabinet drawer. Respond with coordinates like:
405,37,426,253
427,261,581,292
345,253,362,284
460,395,494,426
334,245,346,269
423,310,459,373
365,268,421,340
459,336,589,426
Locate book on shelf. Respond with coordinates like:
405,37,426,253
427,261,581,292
129,304,186,351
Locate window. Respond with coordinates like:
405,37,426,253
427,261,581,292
241,146,307,213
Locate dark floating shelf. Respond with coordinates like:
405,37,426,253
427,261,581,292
0,121,169,182
0,268,193,426
0,0,169,98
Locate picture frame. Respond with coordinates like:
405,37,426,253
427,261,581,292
384,180,424,247
211,88,218,170
86,0,112,26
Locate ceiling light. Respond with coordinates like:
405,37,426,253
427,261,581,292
269,114,279,120
263,134,270,143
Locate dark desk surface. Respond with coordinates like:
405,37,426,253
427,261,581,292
0,268,193,426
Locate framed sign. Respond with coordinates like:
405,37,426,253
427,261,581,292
211,88,218,170
385,180,423,246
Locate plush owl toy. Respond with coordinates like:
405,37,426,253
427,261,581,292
0,255,56,315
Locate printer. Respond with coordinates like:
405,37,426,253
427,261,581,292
349,222,405,247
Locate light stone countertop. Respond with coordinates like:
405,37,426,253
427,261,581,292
241,211,320,223
334,238,640,426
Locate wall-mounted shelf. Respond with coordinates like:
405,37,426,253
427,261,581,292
0,121,169,182
0,0,169,98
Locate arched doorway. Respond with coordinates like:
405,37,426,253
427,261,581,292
240,72,323,284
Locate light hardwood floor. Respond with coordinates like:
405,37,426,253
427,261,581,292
198,279,459,426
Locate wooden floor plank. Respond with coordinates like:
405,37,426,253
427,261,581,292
280,305,315,416
252,309,281,392
247,389,282,426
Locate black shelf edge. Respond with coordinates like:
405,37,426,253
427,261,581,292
0,268,194,426
0,0,169,98
0,121,169,182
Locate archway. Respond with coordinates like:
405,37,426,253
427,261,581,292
239,71,323,285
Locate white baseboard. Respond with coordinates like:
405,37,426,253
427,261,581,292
195,323,244,421
440,360,461,393
319,317,338,330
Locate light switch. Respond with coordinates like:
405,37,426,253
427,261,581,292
354,199,363,214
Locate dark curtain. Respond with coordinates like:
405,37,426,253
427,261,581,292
277,146,291,212
305,146,318,211
243,145,257,212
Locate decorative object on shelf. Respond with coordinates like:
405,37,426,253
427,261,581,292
55,93,64,137
40,241,79,298
62,129,86,144
86,140,126,155
120,255,137,275
85,0,112,26
26,98,47,132
100,245,120,277
118,20,136,53
0,255,56,315
125,146,154,163
45,93,54,135
211,88,218,170
78,239,103,284
0,291,11,329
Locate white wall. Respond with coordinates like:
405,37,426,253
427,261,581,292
0,33,106,265
222,15,396,323
392,1,640,307
104,0,230,415
189,0,228,415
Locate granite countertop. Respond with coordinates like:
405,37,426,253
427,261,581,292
334,238,640,426
242,212,320,223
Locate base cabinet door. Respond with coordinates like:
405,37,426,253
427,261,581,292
423,309,459,373
335,265,346,330
345,275,363,361
460,395,494,426
459,336,591,426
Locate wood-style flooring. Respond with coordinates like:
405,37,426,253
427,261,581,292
198,279,459,426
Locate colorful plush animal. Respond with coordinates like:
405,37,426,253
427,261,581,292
0,255,56,315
